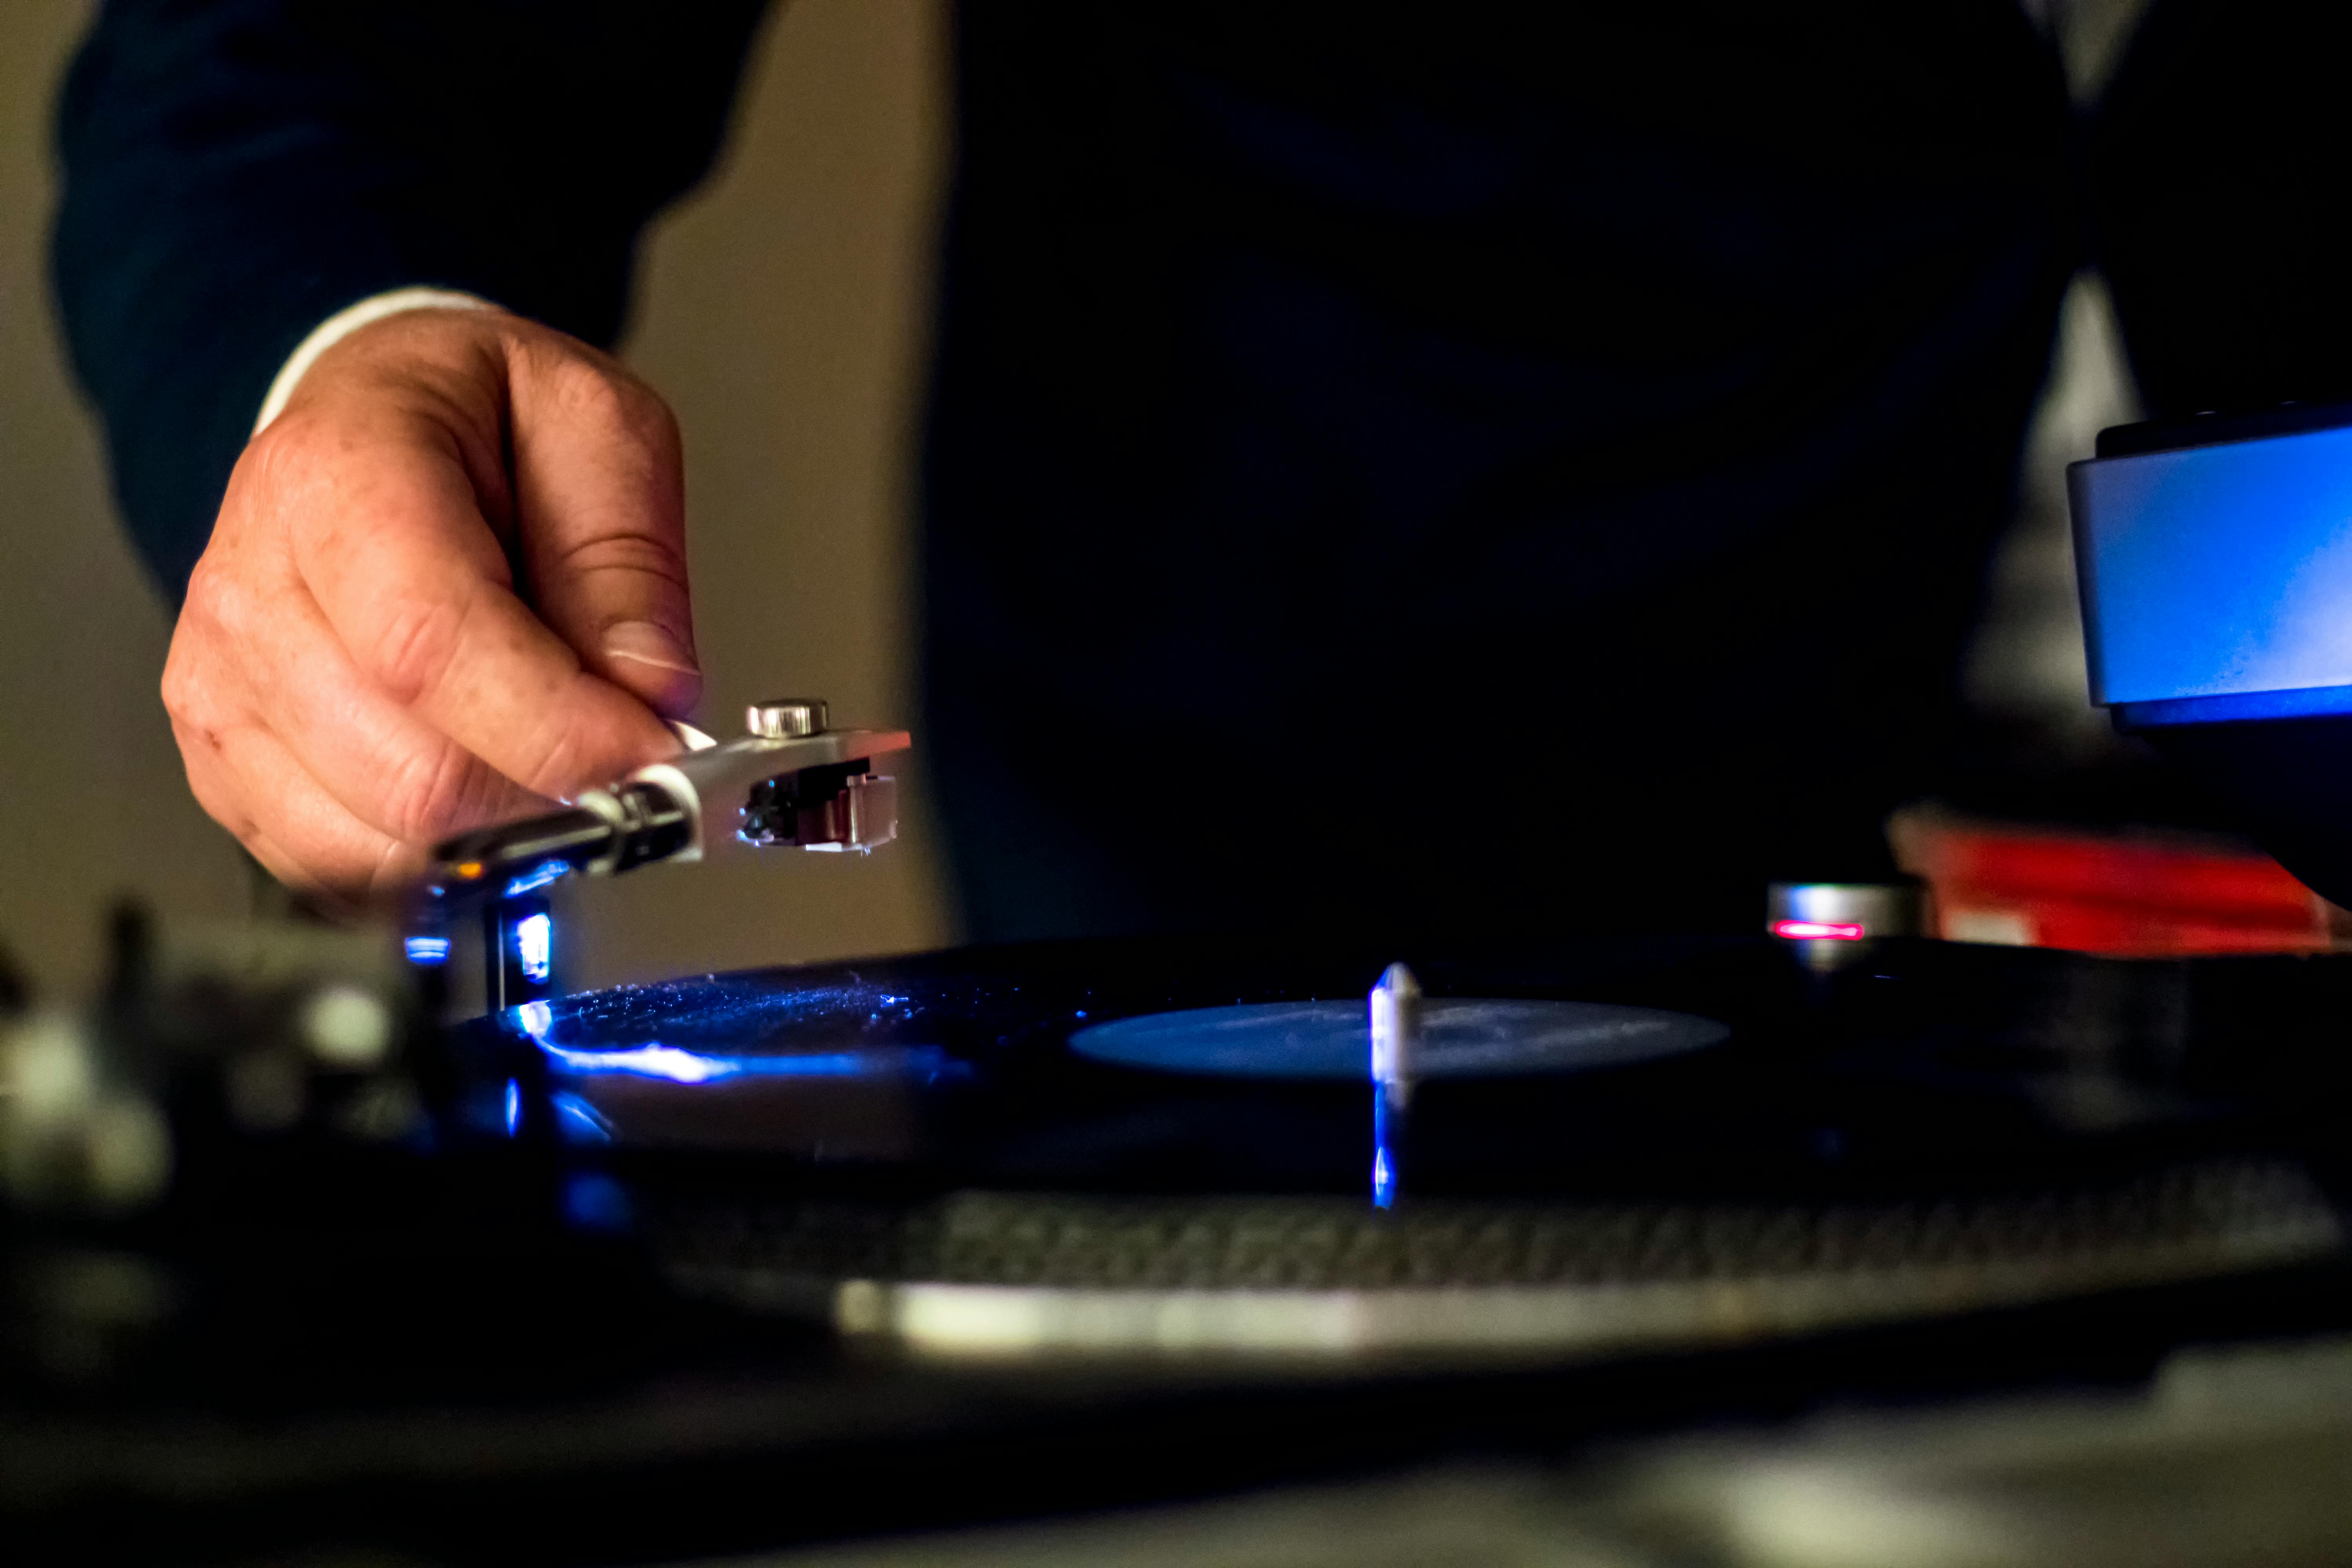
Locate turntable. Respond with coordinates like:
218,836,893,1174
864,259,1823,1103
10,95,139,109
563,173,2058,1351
8,701,2352,1565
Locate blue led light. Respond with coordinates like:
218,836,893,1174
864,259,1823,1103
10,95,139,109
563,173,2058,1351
1372,1088,1400,1210
539,1044,736,1083
403,934,450,965
503,1078,522,1136
514,912,553,984
503,859,571,897
505,985,969,1086
535,1042,882,1083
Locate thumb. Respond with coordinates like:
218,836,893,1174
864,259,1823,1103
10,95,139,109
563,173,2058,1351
504,337,702,719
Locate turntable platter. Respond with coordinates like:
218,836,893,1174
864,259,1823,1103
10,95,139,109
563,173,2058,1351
441,934,2352,1357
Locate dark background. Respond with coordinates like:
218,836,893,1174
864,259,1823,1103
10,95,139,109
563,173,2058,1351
1,0,2167,986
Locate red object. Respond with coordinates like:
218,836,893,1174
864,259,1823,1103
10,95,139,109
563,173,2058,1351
1893,811,2341,957
1771,919,1866,941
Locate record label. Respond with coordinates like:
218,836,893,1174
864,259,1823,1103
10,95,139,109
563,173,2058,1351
1069,998,1728,1080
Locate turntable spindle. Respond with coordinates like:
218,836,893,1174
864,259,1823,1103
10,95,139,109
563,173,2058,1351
1370,962,1422,1209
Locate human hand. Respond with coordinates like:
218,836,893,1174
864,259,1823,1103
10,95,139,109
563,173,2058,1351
163,307,700,906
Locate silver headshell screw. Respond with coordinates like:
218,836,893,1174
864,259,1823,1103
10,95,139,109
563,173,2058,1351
746,699,829,739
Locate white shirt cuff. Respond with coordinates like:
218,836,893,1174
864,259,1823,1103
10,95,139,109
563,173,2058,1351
252,287,499,435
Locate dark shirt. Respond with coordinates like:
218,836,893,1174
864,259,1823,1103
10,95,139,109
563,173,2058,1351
50,2,2352,940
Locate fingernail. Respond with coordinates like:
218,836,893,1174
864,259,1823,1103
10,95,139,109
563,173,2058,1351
603,620,699,677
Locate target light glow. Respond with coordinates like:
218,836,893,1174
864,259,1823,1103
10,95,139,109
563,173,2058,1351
1770,919,1867,941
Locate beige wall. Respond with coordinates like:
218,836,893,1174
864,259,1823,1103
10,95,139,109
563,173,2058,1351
0,0,954,998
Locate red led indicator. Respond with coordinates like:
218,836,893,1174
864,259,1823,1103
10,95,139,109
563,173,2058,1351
1771,919,1866,941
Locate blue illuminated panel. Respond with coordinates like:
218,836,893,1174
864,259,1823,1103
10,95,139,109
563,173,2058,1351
514,912,554,985
2072,424,2352,720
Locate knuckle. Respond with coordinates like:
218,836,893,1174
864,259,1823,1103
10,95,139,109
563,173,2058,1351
377,739,496,846
202,572,265,646
158,650,198,724
367,595,467,708
551,528,689,589
178,555,249,644
180,549,225,608
555,354,676,450
550,356,631,425
159,673,202,735
242,413,308,479
160,637,227,730
230,415,324,519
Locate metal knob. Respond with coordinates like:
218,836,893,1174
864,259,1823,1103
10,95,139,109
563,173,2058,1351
746,699,828,739
1766,881,1926,939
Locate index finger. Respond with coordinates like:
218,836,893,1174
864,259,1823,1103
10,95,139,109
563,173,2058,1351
291,410,680,803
